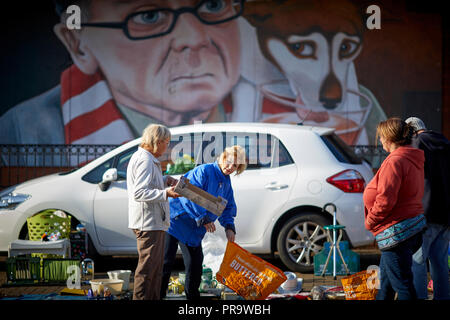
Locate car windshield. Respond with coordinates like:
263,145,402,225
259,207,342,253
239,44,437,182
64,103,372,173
321,133,362,164
81,146,138,184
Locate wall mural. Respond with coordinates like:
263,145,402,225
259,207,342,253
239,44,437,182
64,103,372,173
0,0,442,147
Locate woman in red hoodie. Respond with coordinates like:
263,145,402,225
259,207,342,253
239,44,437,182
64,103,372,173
363,117,426,300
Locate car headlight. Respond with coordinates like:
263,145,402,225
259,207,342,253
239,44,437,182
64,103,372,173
0,192,31,210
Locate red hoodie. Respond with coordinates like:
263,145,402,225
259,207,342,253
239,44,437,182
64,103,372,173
363,146,425,236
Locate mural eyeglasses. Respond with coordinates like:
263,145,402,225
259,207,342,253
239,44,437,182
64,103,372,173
81,0,245,41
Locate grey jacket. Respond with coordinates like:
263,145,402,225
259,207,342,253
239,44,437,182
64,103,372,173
0,86,65,166
126,147,170,231
0,86,65,145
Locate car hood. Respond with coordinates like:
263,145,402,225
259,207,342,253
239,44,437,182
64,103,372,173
6,172,69,193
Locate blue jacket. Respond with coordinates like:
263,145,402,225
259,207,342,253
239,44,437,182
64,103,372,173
168,161,237,247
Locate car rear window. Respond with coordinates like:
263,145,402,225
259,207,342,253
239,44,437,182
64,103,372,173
321,133,362,164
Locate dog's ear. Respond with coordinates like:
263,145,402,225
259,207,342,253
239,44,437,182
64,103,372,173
242,1,274,27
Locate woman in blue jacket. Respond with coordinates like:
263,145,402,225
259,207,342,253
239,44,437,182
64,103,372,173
160,145,247,300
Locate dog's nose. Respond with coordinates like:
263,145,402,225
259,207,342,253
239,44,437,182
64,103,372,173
319,72,342,110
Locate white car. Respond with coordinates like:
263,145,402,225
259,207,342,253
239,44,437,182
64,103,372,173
0,123,374,272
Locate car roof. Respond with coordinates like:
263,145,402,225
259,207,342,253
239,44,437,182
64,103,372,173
169,122,334,135
121,122,333,146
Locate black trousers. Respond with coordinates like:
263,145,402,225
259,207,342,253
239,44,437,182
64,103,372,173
160,232,204,300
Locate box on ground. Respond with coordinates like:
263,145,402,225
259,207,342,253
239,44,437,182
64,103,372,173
6,256,81,285
6,257,41,285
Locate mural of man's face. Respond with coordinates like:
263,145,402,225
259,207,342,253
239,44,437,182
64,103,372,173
59,0,241,121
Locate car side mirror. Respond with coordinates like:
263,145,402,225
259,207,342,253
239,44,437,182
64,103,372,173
99,168,118,191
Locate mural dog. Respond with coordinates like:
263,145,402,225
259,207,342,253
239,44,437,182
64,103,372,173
234,0,383,144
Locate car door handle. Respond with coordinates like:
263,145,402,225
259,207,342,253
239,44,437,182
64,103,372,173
265,182,289,191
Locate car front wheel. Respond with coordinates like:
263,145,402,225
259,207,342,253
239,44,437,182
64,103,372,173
277,213,329,273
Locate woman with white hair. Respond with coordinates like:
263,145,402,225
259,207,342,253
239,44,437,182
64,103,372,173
127,124,180,300
160,145,247,300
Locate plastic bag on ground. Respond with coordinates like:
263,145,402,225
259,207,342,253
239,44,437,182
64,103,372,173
202,232,227,275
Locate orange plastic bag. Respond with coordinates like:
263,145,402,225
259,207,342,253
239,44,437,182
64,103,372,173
341,269,379,300
216,241,287,300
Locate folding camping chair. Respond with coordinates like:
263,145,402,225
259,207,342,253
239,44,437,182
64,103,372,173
320,203,350,279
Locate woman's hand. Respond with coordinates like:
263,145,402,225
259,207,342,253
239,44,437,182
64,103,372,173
166,186,180,198
204,222,216,233
225,229,235,242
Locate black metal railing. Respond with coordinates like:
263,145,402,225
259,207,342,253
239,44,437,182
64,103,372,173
0,144,387,189
0,144,119,189
0,144,119,167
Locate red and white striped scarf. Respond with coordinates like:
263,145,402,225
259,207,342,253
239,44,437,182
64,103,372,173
60,65,296,146
60,65,134,145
